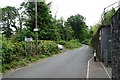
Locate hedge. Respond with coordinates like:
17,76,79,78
2,38,60,73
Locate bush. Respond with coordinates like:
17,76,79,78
38,40,60,56
65,40,81,49
2,37,26,72
40,54,46,58
2,37,60,73
57,39,81,49
57,40,67,45
2,37,13,65
2,37,81,73
14,29,35,42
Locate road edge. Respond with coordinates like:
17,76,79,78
100,62,112,80
86,57,93,78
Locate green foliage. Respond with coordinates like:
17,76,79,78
40,54,47,58
21,1,57,40
57,40,67,45
2,37,60,73
57,40,81,49
38,40,60,55
65,40,81,49
1,2,89,43
102,8,116,25
66,14,89,42
88,24,100,39
1,6,18,38
89,24,101,45
54,18,74,41
14,28,35,42
2,37,13,64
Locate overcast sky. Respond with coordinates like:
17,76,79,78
0,0,119,26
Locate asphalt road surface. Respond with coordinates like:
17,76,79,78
3,45,93,78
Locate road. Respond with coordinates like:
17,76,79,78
3,45,93,78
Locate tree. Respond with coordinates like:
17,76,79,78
21,1,58,40
66,14,88,42
17,7,26,33
55,17,74,41
64,23,74,40
1,6,18,38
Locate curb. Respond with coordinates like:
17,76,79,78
87,57,112,79
101,62,112,79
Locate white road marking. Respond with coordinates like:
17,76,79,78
86,57,93,79
101,62,112,79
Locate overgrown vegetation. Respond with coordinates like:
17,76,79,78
102,8,116,25
57,40,81,49
2,36,61,73
1,36,82,73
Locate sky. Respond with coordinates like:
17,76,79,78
0,0,119,26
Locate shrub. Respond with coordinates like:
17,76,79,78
38,40,60,56
2,37,60,73
40,54,46,58
57,39,81,49
65,40,81,49
14,29,35,42
2,37,13,65
57,40,67,46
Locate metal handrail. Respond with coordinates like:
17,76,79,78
98,0,120,25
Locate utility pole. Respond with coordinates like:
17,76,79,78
34,0,38,53
34,0,45,53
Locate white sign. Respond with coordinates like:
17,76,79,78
25,37,33,42
34,28,39,32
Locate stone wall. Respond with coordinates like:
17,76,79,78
111,8,120,80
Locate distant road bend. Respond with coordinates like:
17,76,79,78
3,45,93,78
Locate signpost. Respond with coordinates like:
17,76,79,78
24,37,33,55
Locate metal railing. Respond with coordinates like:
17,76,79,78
98,0,120,25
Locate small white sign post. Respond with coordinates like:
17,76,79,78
24,37,33,55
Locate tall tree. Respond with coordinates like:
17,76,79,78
17,7,25,33
21,1,58,40
55,18,74,41
1,6,18,38
66,14,88,42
